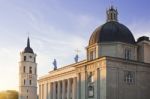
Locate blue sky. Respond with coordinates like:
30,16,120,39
0,0,150,91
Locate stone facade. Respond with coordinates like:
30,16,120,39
38,6,150,99
19,38,37,99
38,56,150,99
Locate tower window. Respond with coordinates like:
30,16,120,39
29,56,32,58
29,80,32,85
29,67,32,74
23,66,25,73
35,67,36,74
24,56,26,61
27,96,28,99
24,79,25,85
34,57,36,62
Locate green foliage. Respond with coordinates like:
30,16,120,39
0,90,18,99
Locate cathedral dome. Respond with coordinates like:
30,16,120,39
23,37,34,53
89,6,135,46
89,21,135,45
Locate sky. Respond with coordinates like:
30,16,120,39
0,0,150,91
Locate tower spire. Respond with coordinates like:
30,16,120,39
23,37,34,53
27,37,30,47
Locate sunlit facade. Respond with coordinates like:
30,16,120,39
38,6,150,99
19,38,37,99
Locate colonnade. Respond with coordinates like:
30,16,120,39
39,77,77,99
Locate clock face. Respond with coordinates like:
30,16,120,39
29,56,32,58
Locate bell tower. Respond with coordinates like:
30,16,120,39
19,37,37,99
106,5,118,22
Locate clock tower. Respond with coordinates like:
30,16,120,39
19,37,37,99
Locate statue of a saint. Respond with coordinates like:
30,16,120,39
53,59,57,70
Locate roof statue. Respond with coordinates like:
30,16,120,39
74,49,80,63
74,54,79,63
53,59,57,70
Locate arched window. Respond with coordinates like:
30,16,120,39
24,79,25,85
24,56,26,61
90,51,94,60
34,57,36,62
29,67,32,74
88,85,94,97
23,66,25,73
29,56,32,58
35,67,36,74
29,80,32,85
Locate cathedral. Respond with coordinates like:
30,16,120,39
19,6,150,99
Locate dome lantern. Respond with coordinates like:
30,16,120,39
106,6,118,22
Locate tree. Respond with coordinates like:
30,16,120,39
0,91,7,99
0,90,18,99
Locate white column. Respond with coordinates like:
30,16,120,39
80,71,86,99
72,77,77,99
50,83,53,99
43,83,47,99
42,84,44,99
77,73,81,99
97,68,100,99
39,85,41,99
53,82,56,99
67,79,71,99
48,82,51,99
94,69,98,99
45,83,48,99
57,81,61,99
62,80,66,99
